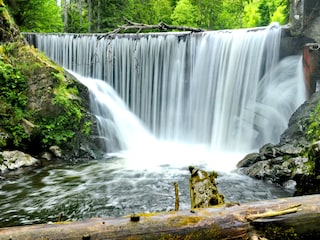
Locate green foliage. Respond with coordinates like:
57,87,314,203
171,0,200,27
307,103,320,142
271,4,288,24
0,42,89,151
215,0,245,29
152,0,173,24
0,62,27,108
6,0,63,32
242,1,261,28
188,0,223,29
39,115,75,146
82,121,92,136
257,0,288,26
5,0,289,33
39,75,85,148
125,0,155,25
0,45,30,147
64,1,89,33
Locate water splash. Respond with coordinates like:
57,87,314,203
69,71,156,153
69,70,243,172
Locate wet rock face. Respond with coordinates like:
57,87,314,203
290,0,320,37
239,151,308,185
281,90,320,145
237,90,320,195
304,16,320,44
189,166,224,208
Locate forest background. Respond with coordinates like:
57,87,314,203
5,0,289,33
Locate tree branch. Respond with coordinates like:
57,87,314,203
105,18,204,35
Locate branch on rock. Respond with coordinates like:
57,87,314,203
106,18,204,35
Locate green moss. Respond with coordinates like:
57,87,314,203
306,103,320,142
0,42,91,152
0,48,30,148
159,224,220,240
82,121,92,136
256,225,299,240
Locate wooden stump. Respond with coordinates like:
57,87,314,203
189,166,224,208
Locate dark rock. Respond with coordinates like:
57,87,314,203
278,143,304,155
237,152,261,168
280,91,320,145
259,143,279,158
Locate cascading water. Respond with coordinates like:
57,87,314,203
0,24,306,228
26,23,306,155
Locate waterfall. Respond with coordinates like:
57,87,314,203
25,23,306,153
68,70,156,153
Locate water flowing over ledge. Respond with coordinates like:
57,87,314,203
0,24,308,228
24,23,306,155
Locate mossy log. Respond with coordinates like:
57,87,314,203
0,194,319,240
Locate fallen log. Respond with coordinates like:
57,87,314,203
0,194,319,240
105,18,204,35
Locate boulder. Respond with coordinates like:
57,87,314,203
0,150,39,174
237,90,320,194
236,152,261,168
49,145,62,158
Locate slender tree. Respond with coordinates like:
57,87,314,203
192,0,223,29
63,0,68,32
86,0,92,32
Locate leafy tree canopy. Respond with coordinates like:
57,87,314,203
5,0,289,33
171,0,200,27
5,0,63,32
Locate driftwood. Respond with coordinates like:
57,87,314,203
0,194,319,239
106,18,204,35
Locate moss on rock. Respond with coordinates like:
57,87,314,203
0,41,94,157
189,166,224,208
0,3,94,160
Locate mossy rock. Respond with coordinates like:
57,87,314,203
0,1,21,42
189,166,224,208
0,40,95,157
294,141,320,195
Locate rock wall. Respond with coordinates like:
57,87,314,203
290,0,320,38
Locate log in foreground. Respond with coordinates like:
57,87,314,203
0,194,319,240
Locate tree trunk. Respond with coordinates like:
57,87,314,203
87,0,92,33
78,0,83,27
97,0,101,32
0,194,319,240
63,0,68,32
